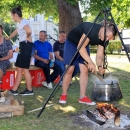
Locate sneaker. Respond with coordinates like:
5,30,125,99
59,94,67,104
42,81,48,87
19,89,34,96
78,96,96,105
47,82,53,89
10,89,18,96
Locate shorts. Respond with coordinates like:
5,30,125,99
63,40,90,65
15,41,34,69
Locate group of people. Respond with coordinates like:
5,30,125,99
0,5,117,105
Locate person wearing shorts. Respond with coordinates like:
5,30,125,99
59,22,117,105
6,6,34,96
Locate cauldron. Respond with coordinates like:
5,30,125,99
91,79,123,101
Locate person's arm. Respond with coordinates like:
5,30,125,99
33,50,49,64
78,33,96,72
54,51,63,61
6,29,17,40
0,50,13,61
96,45,105,74
49,52,54,61
23,25,32,42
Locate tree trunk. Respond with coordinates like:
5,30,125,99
57,0,82,35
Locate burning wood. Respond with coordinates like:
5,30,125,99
96,103,120,126
78,103,130,129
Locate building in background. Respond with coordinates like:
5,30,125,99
29,14,58,44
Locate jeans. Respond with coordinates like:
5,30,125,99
35,60,62,83
55,59,65,75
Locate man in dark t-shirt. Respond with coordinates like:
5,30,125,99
53,31,89,84
59,22,117,105
53,31,66,74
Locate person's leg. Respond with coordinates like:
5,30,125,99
35,60,53,89
12,67,23,91
50,62,62,82
62,65,75,94
59,40,78,103
79,63,88,98
55,60,65,85
35,61,51,83
72,62,80,78
19,68,34,95
78,63,96,105
23,69,32,91
55,59,65,76
59,65,75,104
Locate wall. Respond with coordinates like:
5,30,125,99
28,14,58,44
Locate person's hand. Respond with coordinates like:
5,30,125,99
42,58,49,64
98,66,105,75
5,37,10,40
88,62,97,73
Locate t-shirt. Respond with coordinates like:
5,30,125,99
53,41,64,58
17,19,30,42
67,22,106,47
34,40,53,61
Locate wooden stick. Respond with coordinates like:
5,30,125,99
93,71,106,84
84,61,106,84
27,104,54,113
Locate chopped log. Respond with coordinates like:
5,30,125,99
0,105,24,116
0,112,13,118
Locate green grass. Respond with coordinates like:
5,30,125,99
0,55,130,130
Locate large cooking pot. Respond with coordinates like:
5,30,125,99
91,79,123,101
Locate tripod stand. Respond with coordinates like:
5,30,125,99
37,7,130,117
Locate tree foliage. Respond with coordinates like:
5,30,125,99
0,19,17,41
0,0,130,28
82,0,130,28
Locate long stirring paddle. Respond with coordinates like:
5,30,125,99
84,61,106,84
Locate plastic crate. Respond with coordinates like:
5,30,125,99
30,69,46,87
54,75,60,83
1,71,15,90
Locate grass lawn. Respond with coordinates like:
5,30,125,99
0,54,130,130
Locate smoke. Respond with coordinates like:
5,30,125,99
90,73,119,85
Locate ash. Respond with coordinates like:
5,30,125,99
79,111,130,130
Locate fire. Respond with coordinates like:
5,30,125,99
96,103,119,120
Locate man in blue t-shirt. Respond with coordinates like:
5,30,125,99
34,31,62,89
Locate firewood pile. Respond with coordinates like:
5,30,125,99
0,90,24,118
